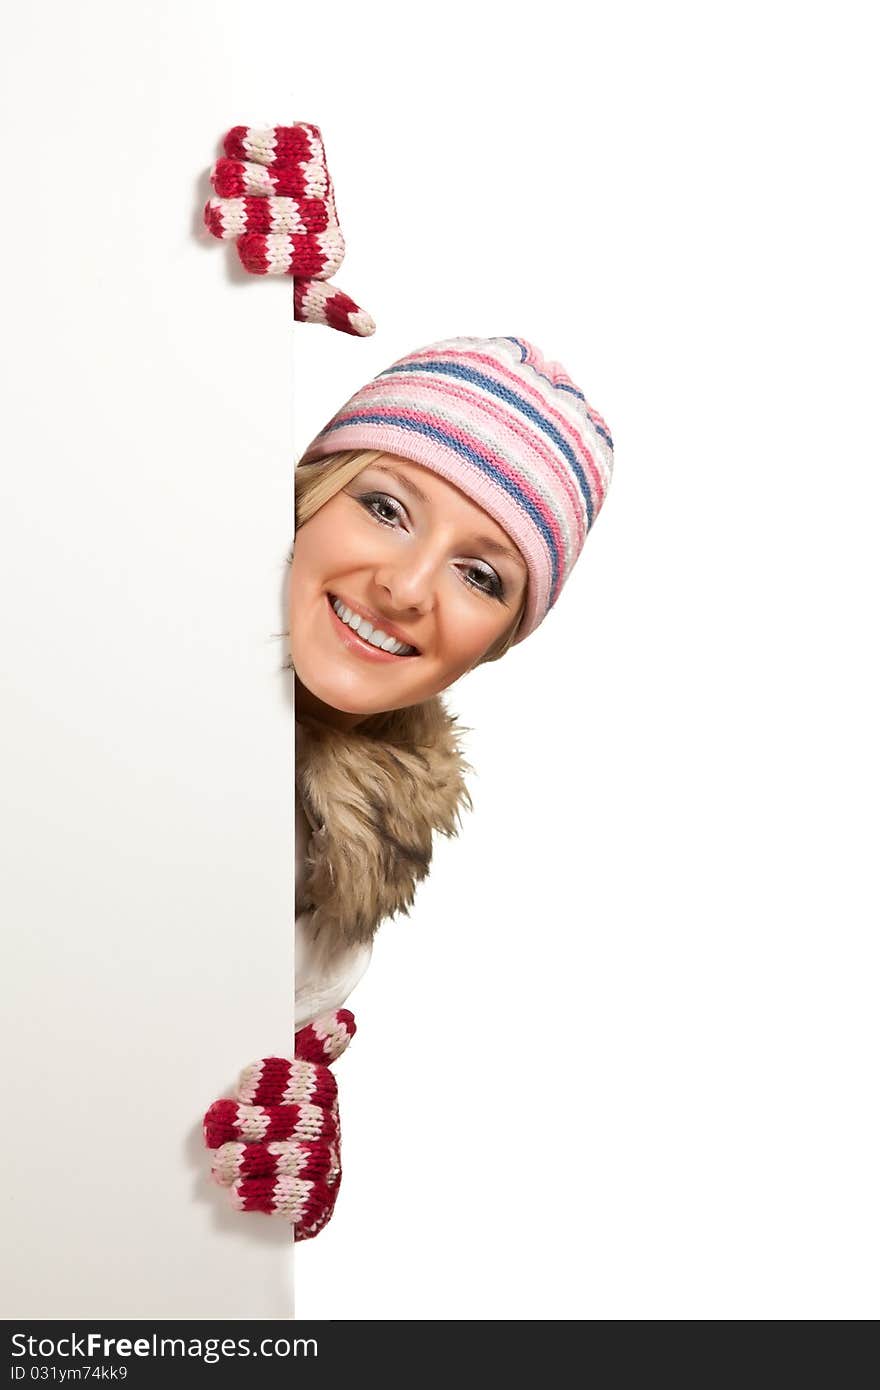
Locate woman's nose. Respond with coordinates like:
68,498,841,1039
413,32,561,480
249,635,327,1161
373,550,439,615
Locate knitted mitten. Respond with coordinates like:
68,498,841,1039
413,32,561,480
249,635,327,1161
203,1008,356,1241
204,123,374,337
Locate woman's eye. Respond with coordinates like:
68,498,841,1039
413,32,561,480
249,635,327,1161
358,492,405,527
462,564,504,601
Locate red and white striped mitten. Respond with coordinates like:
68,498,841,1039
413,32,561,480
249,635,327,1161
204,123,375,337
203,1008,356,1242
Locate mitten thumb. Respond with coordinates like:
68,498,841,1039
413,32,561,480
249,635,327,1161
293,280,375,337
294,1008,356,1064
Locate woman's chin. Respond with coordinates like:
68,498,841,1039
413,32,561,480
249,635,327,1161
292,664,386,721
291,649,455,720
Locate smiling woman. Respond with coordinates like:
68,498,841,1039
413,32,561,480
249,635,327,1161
203,335,614,1241
289,450,529,723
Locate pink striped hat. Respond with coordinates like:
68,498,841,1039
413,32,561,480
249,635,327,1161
300,336,614,643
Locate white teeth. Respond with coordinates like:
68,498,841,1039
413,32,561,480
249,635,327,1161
331,597,416,655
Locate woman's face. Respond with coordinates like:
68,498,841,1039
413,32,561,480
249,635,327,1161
289,454,528,718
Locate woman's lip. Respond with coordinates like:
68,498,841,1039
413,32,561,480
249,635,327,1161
326,594,419,662
329,592,420,652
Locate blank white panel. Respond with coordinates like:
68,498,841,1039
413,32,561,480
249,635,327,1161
0,7,299,1318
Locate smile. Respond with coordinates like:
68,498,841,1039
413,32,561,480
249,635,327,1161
326,594,420,660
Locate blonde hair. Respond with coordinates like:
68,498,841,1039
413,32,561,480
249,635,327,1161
293,448,526,666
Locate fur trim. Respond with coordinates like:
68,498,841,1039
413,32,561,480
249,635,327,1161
296,697,473,947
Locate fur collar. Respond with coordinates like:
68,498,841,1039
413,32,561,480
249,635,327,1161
295,697,473,948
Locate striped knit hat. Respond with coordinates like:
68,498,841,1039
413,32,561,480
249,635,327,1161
300,336,614,642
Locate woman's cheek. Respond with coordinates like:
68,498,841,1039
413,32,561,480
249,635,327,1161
442,592,506,670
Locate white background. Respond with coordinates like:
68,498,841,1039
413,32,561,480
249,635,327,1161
2,1,878,1321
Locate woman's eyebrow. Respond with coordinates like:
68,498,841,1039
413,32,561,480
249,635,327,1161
473,536,527,570
372,465,431,505
372,465,526,571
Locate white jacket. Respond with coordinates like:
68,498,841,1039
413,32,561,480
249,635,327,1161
293,699,469,1031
